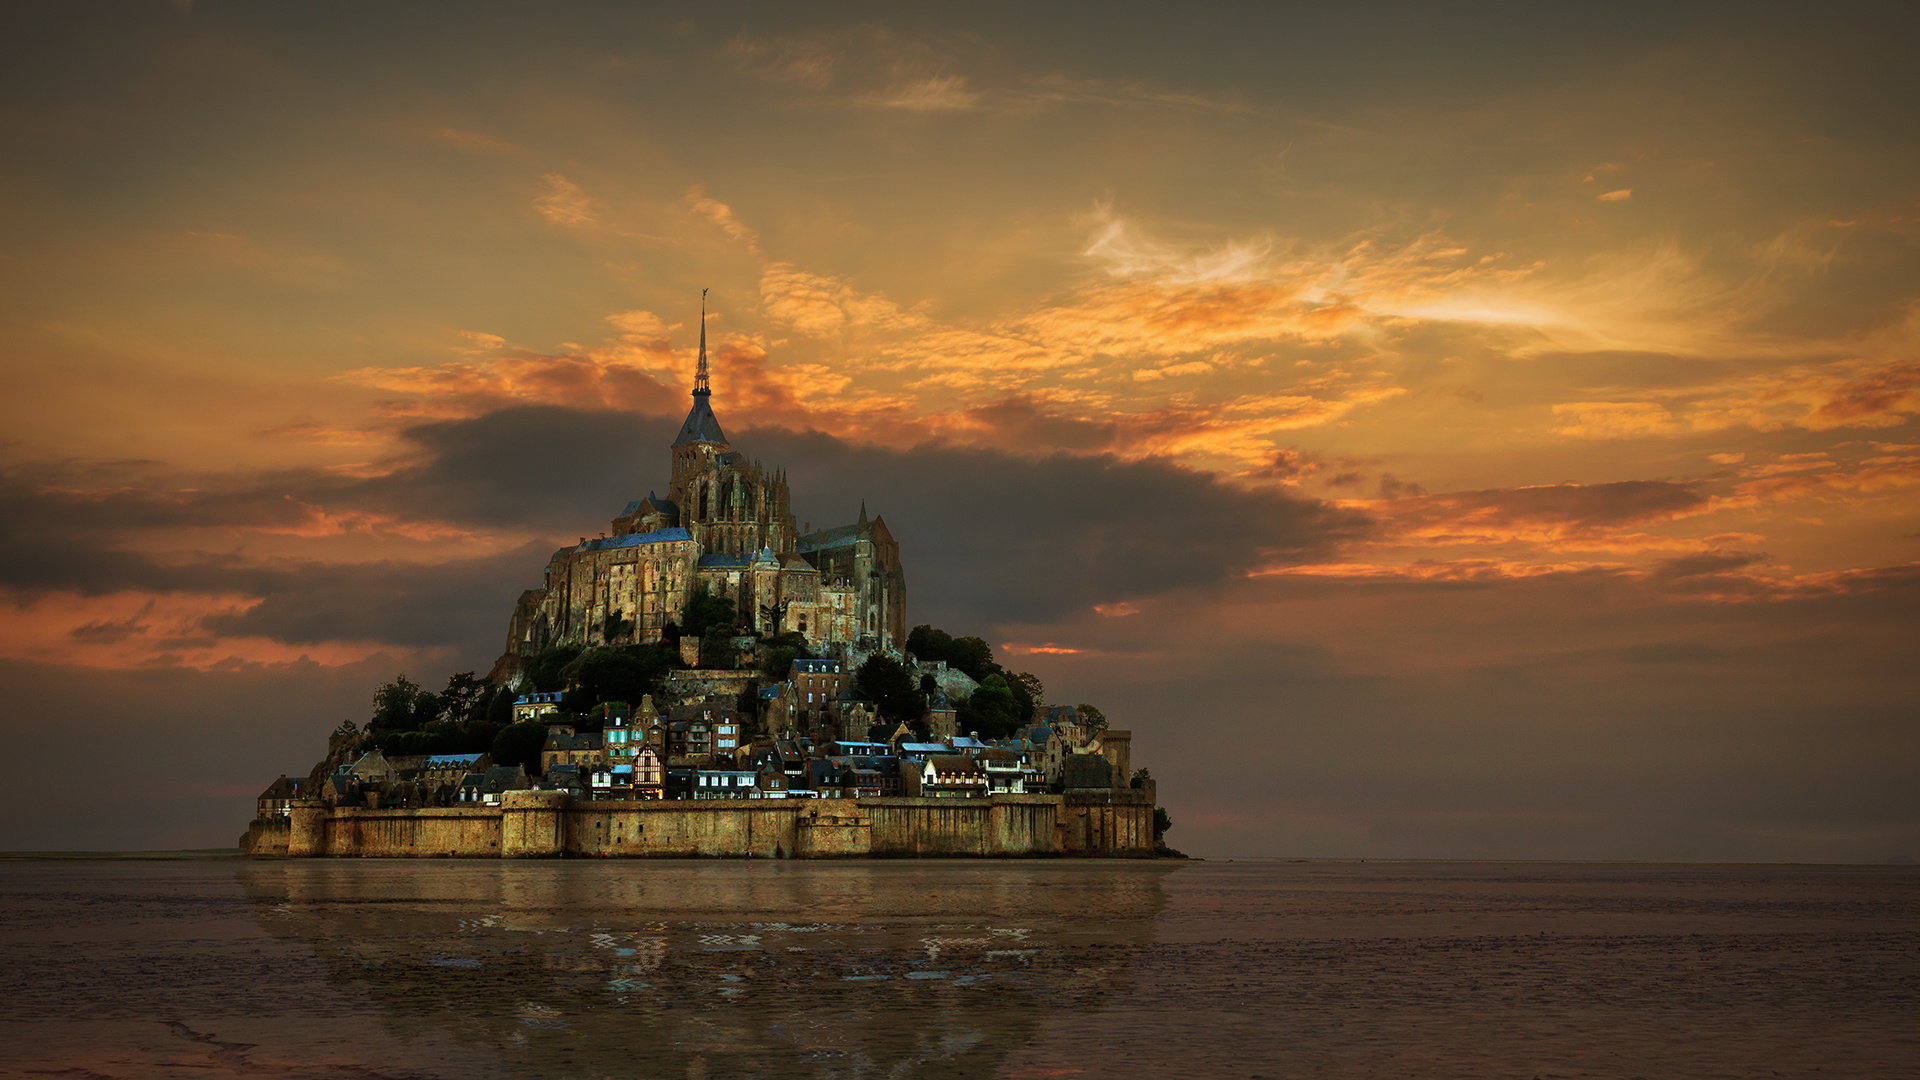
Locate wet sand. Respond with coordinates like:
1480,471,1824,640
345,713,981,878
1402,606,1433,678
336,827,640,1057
0,859,1911,1078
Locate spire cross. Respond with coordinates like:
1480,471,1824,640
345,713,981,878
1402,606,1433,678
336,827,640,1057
694,288,710,396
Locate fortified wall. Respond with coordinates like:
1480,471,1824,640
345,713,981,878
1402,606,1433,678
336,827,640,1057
247,789,1155,859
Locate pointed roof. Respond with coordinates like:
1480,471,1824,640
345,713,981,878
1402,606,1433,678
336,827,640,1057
674,289,729,447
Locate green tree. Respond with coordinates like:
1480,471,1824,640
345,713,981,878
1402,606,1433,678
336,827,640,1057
1130,767,1153,790
1077,703,1109,734
906,624,955,662
760,631,810,677
465,720,503,755
527,644,583,694
1153,807,1173,842
1015,672,1045,715
572,644,674,709
491,721,549,774
440,672,491,726
957,674,1022,739
408,690,443,731
948,636,995,683
485,686,513,727
856,654,924,725
682,586,737,639
371,674,424,732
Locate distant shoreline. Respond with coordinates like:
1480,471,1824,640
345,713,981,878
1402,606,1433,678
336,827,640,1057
0,849,246,861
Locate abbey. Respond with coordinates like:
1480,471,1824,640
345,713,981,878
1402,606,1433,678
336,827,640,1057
495,299,906,678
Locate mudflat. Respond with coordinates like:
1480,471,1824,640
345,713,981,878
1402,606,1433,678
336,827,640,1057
0,859,1910,1078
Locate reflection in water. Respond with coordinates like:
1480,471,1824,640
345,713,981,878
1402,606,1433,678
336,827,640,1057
236,861,1174,1079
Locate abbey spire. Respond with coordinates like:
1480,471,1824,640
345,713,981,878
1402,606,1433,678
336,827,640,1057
693,287,710,397
673,289,728,447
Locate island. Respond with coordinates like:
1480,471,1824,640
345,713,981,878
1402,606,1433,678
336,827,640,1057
245,299,1171,859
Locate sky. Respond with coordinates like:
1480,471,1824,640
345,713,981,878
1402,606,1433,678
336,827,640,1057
1,1,1915,859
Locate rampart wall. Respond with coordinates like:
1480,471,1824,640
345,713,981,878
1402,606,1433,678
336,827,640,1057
249,790,1155,859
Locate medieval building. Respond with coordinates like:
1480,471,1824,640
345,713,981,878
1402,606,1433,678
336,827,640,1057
495,298,905,682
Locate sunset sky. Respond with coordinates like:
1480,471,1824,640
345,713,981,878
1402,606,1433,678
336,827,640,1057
3,2,1915,858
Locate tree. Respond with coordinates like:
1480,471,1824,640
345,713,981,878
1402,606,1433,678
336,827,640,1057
440,672,491,727
408,690,442,731
1130,767,1153,790
682,586,737,639
491,722,549,774
856,654,924,725
948,636,994,683
371,675,425,732
760,631,809,677
1153,806,1173,842
1015,672,1045,715
527,644,582,694
485,686,513,727
465,720,503,755
957,674,1022,739
906,624,955,662
757,598,791,635
1077,703,1109,735
572,644,674,710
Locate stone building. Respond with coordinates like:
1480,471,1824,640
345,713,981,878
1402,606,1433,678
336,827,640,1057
494,297,905,685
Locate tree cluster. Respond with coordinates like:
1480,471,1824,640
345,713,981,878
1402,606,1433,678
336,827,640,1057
855,654,926,731
363,671,510,759
906,623,1042,740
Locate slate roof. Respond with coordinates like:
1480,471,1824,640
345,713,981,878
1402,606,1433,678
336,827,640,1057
796,523,863,552
576,528,692,553
621,493,679,517
698,553,750,568
673,392,728,446
423,753,484,769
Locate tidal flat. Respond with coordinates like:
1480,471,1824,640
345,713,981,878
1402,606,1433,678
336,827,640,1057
0,858,1911,1079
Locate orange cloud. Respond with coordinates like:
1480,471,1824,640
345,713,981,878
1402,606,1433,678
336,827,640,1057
689,190,763,252
0,589,396,671
533,173,600,228
1551,402,1680,439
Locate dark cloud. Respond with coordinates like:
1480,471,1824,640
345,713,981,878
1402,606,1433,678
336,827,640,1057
1376,472,1427,499
196,544,546,660
1652,549,1770,582
958,396,1119,452
1,406,1368,648
1391,479,1710,532
741,427,1368,626
362,407,684,530
361,408,1370,629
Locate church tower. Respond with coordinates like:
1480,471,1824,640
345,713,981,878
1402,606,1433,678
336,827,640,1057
666,292,798,557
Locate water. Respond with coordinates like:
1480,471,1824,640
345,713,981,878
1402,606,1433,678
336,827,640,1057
0,858,1911,1078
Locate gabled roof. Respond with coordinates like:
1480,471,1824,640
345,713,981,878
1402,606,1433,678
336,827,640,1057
621,492,679,517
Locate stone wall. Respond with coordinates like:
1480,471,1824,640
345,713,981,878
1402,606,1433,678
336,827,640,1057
249,790,1159,859
245,816,290,856
663,669,761,705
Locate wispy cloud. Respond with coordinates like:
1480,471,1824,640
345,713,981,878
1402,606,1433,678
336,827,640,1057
533,173,600,228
